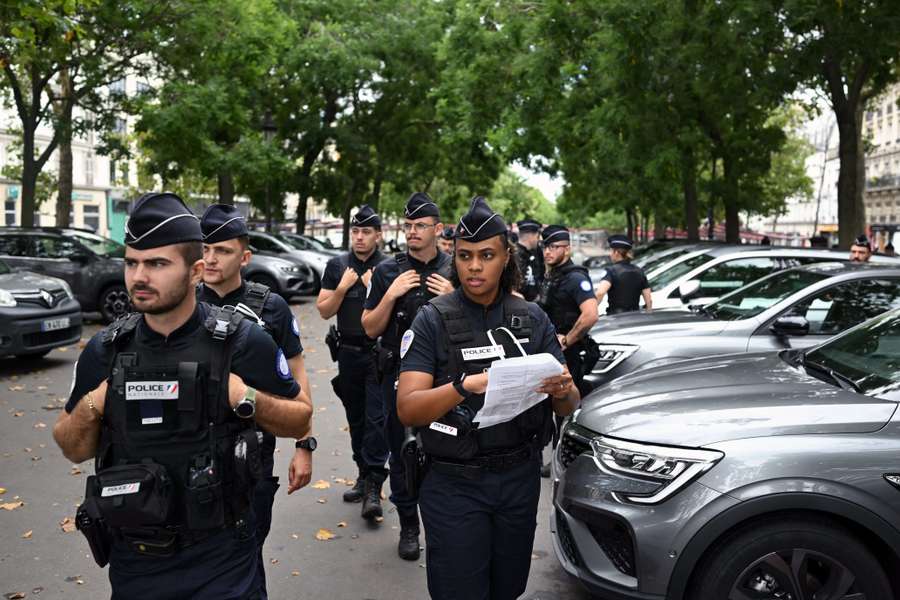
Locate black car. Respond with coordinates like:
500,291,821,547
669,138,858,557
0,258,82,359
0,227,129,322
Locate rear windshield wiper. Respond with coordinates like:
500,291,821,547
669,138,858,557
801,355,862,393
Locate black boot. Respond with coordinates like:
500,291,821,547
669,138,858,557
398,514,420,561
342,473,365,503
361,477,383,520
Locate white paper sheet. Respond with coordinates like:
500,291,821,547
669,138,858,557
475,353,564,429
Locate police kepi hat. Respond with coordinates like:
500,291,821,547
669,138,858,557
541,224,570,244
404,192,440,219
200,204,248,244
351,204,382,228
608,234,633,250
440,226,455,241
853,234,871,248
516,218,542,234
456,196,507,242
125,192,201,250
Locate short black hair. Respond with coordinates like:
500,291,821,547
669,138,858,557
176,241,203,266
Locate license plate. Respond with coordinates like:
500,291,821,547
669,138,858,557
41,317,70,332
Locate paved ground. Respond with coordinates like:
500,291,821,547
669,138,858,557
0,298,594,599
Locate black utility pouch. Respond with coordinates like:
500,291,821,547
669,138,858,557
419,409,479,460
184,455,225,531
76,491,111,567
233,429,263,490
92,462,172,529
325,325,340,362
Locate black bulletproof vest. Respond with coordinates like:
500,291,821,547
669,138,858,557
605,261,647,314
95,306,257,534
336,253,369,339
419,293,552,460
516,244,543,302
537,262,590,334
383,252,452,350
241,281,270,318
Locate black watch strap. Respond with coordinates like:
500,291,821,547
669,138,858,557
295,437,317,452
452,373,470,399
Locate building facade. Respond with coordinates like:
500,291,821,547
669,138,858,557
863,82,900,249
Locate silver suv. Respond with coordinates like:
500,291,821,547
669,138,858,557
552,308,900,599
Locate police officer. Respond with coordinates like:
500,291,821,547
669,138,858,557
397,197,579,600
199,204,315,599
316,205,390,520
850,234,873,263
52,192,312,599
438,226,455,255
515,218,544,301
361,192,453,560
594,234,652,314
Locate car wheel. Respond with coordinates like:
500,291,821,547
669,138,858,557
99,284,131,323
246,273,280,295
690,517,892,600
16,350,51,359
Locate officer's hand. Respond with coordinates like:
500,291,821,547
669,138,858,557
360,268,373,289
386,270,420,300
461,372,489,395
287,448,312,494
227,373,248,408
538,366,574,399
426,273,454,296
337,267,359,292
557,333,568,350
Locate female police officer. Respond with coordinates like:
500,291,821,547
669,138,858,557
397,197,579,600
594,234,652,314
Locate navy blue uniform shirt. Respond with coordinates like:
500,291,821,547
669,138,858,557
364,251,453,312
400,289,566,376
322,249,387,290
66,302,300,414
555,262,595,307
197,282,303,359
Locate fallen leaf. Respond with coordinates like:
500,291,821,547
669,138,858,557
316,498,327,504
351,534,359,539
41,404,62,411
344,479,355,487
21,530,32,539
291,571,300,577
70,466,82,476
4,592,26,600
12,411,24,417
30,456,42,462
9,385,24,392
37,386,47,391
270,558,279,564
317,406,327,412
33,422,46,429
31,588,42,595
339,426,349,432
337,521,347,528
310,480,330,489
374,516,384,523
0,487,6,495
0,501,24,511
291,533,299,539
315,528,335,541
59,517,76,533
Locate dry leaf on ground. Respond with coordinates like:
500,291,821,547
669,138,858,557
310,480,330,489
0,501,24,511
59,517,76,533
21,530,32,539
315,528,335,541
337,521,347,528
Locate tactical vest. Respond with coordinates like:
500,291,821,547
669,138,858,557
605,261,646,314
241,281,270,318
537,262,590,334
383,252,452,350
516,244,541,302
420,293,552,460
90,306,260,542
335,253,370,339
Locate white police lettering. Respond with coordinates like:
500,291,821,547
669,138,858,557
291,317,300,337
276,348,291,380
101,482,141,497
460,345,506,361
399,329,414,359
580,279,592,292
429,421,458,436
125,381,179,401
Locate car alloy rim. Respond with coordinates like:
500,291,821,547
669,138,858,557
730,548,864,600
105,288,131,317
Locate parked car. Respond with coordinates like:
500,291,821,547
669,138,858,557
0,258,82,358
588,242,721,290
279,232,340,256
247,231,329,280
243,253,319,298
0,227,128,322
585,262,900,389
552,307,900,600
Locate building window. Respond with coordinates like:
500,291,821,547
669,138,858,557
109,79,126,97
113,118,127,134
136,81,151,95
4,200,15,226
110,158,117,186
83,204,100,232
85,153,94,186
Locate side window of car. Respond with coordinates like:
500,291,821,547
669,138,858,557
786,280,900,335
697,257,779,297
0,235,30,257
33,236,82,259
250,235,281,253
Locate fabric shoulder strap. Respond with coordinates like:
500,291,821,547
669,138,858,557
395,252,415,274
101,312,142,346
501,294,533,341
559,262,590,279
242,282,270,318
430,294,474,347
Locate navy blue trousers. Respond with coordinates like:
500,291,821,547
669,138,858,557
419,457,542,600
252,472,279,600
337,345,389,478
381,370,418,521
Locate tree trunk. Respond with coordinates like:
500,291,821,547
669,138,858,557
294,94,339,234
654,217,665,240
625,208,636,241
55,69,75,228
722,155,740,243
833,103,867,249
217,171,235,205
681,147,699,241
340,196,354,251
20,125,38,228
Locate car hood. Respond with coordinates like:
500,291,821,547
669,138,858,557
577,353,897,447
590,308,727,341
0,271,65,292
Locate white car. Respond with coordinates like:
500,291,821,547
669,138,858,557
247,231,330,279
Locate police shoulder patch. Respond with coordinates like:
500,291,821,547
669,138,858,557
366,280,373,299
276,348,291,380
399,329,415,359
580,279,593,292
291,317,300,337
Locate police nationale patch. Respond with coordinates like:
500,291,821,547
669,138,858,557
291,317,300,337
125,381,179,401
580,279,593,292
276,349,291,380
429,421,458,437
399,329,414,359
461,344,506,361
101,482,141,497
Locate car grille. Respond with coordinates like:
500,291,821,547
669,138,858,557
23,326,79,348
555,511,582,567
559,426,592,470
593,519,636,577
12,289,69,308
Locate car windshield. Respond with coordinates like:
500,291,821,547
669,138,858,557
804,309,900,401
705,269,828,321
637,247,695,273
0,259,9,274
71,232,125,257
275,234,308,250
647,252,716,289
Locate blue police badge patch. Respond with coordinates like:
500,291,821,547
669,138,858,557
276,348,291,380
291,317,300,337
580,279,593,292
399,329,414,359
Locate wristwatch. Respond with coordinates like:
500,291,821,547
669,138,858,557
453,373,473,400
234,386,256,419
295,437,318,452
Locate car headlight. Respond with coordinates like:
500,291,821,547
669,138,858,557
591,343,638,374
281,266,304,274
0,289,15,307
589,435,722,504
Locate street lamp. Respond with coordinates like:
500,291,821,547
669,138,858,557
262,111,277,232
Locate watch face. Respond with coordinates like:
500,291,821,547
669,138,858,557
306,437,318,451
235,400,254,418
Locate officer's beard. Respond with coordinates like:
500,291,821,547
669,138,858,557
129,273,192,315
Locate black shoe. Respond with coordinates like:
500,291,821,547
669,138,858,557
361,479,383,520
398,523,420,561
342,477,365,503
540,461,551,478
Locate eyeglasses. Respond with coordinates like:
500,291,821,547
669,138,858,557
543,243,570,251
402,222,436,233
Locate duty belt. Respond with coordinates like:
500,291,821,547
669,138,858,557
340,336,374,353
429,442,538,478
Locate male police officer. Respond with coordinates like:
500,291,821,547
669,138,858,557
52,192,312,599
199,204,315,599
538,225,598,476
438,226,455,255
850,234,873,263
316,205,390,521
594,234,652,314
515,218,544,301
361,192,453,560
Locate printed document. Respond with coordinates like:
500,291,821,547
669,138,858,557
475,353,563,429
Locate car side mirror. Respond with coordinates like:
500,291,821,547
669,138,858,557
771,316,809,337
678,280,701,303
